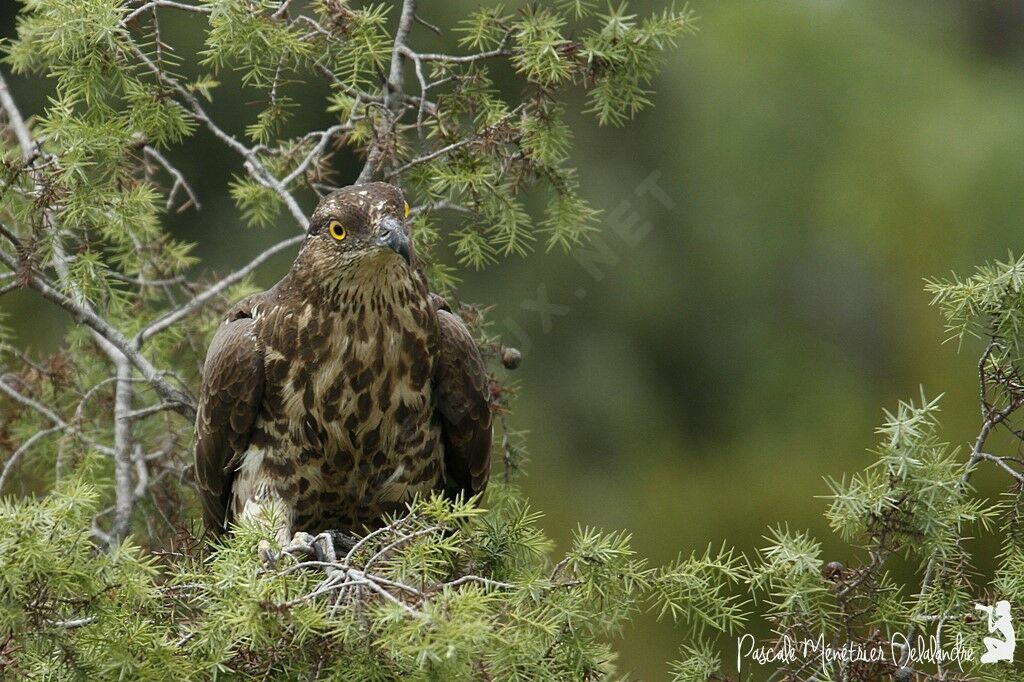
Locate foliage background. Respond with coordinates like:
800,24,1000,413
3,0,1024,677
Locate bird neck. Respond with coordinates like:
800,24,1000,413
278,252,427,313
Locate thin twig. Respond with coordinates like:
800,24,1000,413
442,575,515,590
0,248,196,418
0,425,64,492
122,1,212,26
385,0,417,110
0,72,35,161
125,402,182,421
384,105,523,180
45,616,97,629
142,145,201,212
412,45,513,64
130,46,308,228
109,271,186,287
0,376,116,458
974,452,1024,484
280,124,347,187
413,14,441,36
135,234,303,345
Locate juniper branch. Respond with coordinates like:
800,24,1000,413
385,105,524,180
128,45,308,228
121,0,212,27
0,425,64,492
135,233,304,345
0,246,195,418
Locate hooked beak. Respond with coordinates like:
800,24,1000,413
376,216,411,265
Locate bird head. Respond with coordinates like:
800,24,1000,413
299,182,413,279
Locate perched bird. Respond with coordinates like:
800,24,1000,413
193,182,492,547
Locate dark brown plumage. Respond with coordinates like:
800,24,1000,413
194,182,491,542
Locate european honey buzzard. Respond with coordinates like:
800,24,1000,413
193,182,492,547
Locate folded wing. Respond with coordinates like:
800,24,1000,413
194,305,265,535
432,306,492,499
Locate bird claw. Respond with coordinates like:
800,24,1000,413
258,532,317,568
260,530,351,569
258,539,278,569
281,531,317,559
282,531,339,564
312,532,337,563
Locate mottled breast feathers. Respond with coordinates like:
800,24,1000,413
193,183,492,538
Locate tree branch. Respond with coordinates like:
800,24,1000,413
280,124,348,187
0,248,195,419
129,46,308,228
384,105,523,180
0,71,35,162
142,144,201,212
0,424,64,492
385,0,417,111
111,361,135,541
0,375,116,458
121,0,212,27
134,233,304,346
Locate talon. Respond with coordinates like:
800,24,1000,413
281,531,316,559
258,539,278,569
313,532,337,563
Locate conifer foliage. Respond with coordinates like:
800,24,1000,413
2,1,1023,680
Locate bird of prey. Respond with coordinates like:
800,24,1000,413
193,182,492,547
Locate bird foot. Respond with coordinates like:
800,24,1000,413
258,532,318,568
258,538,279,568
259,531,353,569
281,531,339,564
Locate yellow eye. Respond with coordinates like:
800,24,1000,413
328,220,347,241
404,202,410,219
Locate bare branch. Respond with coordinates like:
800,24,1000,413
354,0,417,185
125,402,182,421
973,452,1024,484
135,233,304,345
45,616,97,629
354,129,386,184
443,575,515,591
413,13,441,36
111,361,135,541
0,376,64,426
0,376,117,459
142,145,201,212
409,200,475,218
121,1,212,27
0,71,35,162
411,45,513,64
398,46,430,131
0,425,64,492
109,271,186,287
270,0,295,21
0,248,196,418
129,46,308,228
385,105,524,180
385,0,417,110
280,124,348,187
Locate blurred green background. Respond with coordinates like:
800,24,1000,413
4,0,1024,677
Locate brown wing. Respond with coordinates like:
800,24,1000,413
432,307,492,500
194,302,264,536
